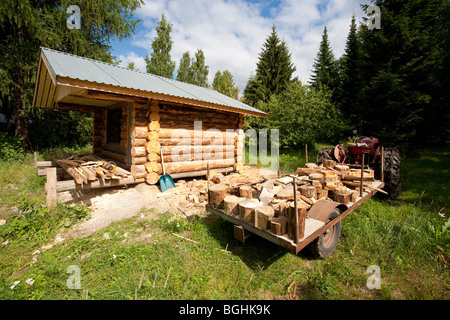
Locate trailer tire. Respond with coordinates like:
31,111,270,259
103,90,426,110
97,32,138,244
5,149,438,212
308,208,341,259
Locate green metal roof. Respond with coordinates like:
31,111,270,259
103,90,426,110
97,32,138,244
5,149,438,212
40,47,266,117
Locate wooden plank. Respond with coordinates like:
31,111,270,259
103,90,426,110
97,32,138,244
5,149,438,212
233,225,252,243
36,160,58,168
55,176,144,192
45,168,57,208
38,167,64,176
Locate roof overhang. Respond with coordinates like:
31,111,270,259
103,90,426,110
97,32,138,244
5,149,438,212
32,49,267,118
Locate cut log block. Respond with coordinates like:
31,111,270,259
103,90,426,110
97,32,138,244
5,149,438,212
238,199,261,223
145,140,160,154
318,189,328,199
147,131,159,141
149,112,160,122
145,161,161,173
323,159,336,169
208,183,230,209
131,126,148,139
239,185,253,199
148,121,160,132
351,190,359,202
335,165,350,172
131,147,146,158
276,187,295,200
308,173,324,183
131,164,147,178
255,205,275,230
258,187,275,205
211,173,226,184
270,216,288,235
296,167,322,176
146,172,160,185
287,201,308,240
335,191,351,204
234,163,244,173
275,201,289,217
132,157,147,165
299,185,317,198
223,195,243,216
131,137,147,147
147,152,160,162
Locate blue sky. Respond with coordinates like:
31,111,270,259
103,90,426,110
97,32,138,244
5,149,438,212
110,0,370,94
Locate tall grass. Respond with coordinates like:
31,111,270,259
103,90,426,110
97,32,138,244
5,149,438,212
0,147,448,300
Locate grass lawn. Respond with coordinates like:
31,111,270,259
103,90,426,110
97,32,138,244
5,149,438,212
0,147,448,300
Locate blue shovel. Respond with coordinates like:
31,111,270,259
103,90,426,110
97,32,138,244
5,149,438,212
159,142,175,192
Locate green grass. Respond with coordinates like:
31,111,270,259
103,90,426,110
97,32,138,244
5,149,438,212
0,148,448,300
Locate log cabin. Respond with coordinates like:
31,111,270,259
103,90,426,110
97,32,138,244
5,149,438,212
32,47,266,185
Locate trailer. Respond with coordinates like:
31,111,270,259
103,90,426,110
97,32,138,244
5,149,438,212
206,160,385,258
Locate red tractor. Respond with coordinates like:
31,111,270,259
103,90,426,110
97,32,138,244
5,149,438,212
316,136,401,198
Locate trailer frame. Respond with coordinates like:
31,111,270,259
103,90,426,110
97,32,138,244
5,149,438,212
206,180,384,256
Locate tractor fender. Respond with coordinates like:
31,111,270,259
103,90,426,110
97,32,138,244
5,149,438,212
307,199,348,222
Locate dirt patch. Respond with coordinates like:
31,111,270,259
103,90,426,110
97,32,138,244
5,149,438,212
58,166,277,240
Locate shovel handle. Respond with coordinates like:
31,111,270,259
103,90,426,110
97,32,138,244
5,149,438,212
160,143,165,176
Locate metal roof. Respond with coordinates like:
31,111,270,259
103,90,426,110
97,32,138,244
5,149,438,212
40,47,266,117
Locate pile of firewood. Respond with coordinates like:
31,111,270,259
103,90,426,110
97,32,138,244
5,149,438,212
207,160,383,241
53,154,131,185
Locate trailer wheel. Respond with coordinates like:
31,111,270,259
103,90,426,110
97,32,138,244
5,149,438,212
308,208,342,259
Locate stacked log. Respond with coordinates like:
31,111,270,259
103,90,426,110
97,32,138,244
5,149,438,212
158,103,239,176
130,104,151,180
93,109,106,154
234,114,245,172
145,100,161,184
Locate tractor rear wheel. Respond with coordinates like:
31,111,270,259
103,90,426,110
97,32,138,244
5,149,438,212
316,147,335,166
383,148,401,199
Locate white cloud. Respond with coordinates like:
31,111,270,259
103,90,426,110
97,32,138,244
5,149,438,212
118,0,371,94
117,52,147,72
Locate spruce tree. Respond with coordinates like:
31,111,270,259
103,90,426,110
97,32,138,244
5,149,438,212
309,26,339,93
338,16,363,122
145,14,176,78
243,25,296,106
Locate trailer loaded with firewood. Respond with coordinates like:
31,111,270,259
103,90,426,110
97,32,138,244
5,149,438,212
206,160,385,258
